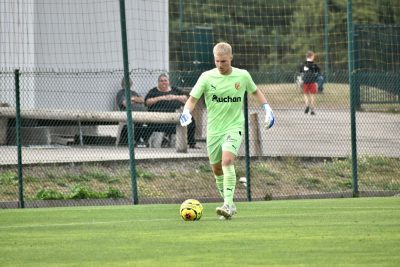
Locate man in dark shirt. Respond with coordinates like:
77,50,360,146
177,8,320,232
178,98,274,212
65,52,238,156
145,74,199,148
116,78,151,147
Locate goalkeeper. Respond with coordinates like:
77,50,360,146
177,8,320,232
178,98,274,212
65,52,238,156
180,42,275,220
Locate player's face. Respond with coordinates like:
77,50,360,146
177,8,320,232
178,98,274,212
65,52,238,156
214,53,232,75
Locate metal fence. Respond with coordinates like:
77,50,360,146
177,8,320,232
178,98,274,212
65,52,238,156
354,24,400,105
1,69,399,208
1,0,399,208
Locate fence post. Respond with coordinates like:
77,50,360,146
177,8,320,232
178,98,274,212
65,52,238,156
323,0,329,82
15,69,25,208
347,0,359,197
244,92,252,202
119,0,138,205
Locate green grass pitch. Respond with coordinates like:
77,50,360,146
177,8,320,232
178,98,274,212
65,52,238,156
0,197,399,267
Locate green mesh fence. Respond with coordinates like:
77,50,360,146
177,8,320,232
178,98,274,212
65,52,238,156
0,0,399,208
354,25,400,105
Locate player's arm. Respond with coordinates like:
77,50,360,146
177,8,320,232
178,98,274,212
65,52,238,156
252,88,275,129
183,95,198,113
180,72,205,126
252,88,267,106
180,96,198,126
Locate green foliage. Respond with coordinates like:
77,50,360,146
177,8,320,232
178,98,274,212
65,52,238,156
137,183,163,198
324,158,352,178
136,169,154,180
169,0,399,73
35,189,65,200
69,184,96,199
64,173,90,182
168,171,178,178
34,185,124,200
2,155,398,203
84,171,113,183
254,164,278,177
337,179,353,189
264,192,273,201
106,187,124,199
64,172,114,183
296,176,323,189
253,165,280,185
0,171,18,186
383,182,400,191
197,164,212,173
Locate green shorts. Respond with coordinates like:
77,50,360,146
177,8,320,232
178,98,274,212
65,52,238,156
207,131,243,165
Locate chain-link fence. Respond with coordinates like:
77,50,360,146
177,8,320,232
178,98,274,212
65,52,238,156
1,0,399,208
1,69,399,208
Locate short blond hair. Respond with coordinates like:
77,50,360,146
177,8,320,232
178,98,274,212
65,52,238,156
213,42,232,56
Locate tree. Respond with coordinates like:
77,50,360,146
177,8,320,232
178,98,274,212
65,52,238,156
169,0,400,79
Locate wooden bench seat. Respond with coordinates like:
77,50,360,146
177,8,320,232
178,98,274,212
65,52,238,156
0,107,188,152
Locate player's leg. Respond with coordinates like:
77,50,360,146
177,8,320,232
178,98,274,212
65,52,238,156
208,135,224,199
208,133,237,219
216,131,243,219
310,94,316,115
221,131,242,206
215,153,237,219
221,152,236,207
303,84,310,113
317,74,324,93
211,161,235,220
211,163,224,198
304,95,310,113
310,83,317,115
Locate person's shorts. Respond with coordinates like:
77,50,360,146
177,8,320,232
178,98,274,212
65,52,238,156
303,82,317,94
207,131,243,165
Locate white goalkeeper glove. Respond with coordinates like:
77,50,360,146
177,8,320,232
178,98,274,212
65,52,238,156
262,103,275,129
180,108,192,127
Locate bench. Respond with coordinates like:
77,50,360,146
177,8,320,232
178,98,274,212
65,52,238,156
0,107,188,153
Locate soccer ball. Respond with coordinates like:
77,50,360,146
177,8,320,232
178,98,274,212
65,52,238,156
180,199,203,221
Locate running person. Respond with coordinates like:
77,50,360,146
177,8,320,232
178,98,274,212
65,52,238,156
180,42,275,219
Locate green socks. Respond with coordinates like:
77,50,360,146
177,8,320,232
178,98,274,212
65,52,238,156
222,165,236,205
214,175,224,198
215,165,237,205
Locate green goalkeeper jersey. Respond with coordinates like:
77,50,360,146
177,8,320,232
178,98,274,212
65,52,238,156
190,67,257,136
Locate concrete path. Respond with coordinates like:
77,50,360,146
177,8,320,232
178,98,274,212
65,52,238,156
1,109,399,165
260,109,400,158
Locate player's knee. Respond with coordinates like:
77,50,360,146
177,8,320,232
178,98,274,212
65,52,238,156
222,158,234,166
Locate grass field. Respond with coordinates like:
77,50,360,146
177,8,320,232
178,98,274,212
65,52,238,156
258,83,350,109
0,197,399,267
259,83,399,112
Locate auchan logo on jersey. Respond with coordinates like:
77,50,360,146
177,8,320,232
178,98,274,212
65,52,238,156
212,95,242,103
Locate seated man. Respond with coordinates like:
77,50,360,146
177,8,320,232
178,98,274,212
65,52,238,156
116,78,151,147
145,73,199,148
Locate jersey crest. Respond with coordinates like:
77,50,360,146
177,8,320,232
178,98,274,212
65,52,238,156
235,82,240,90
